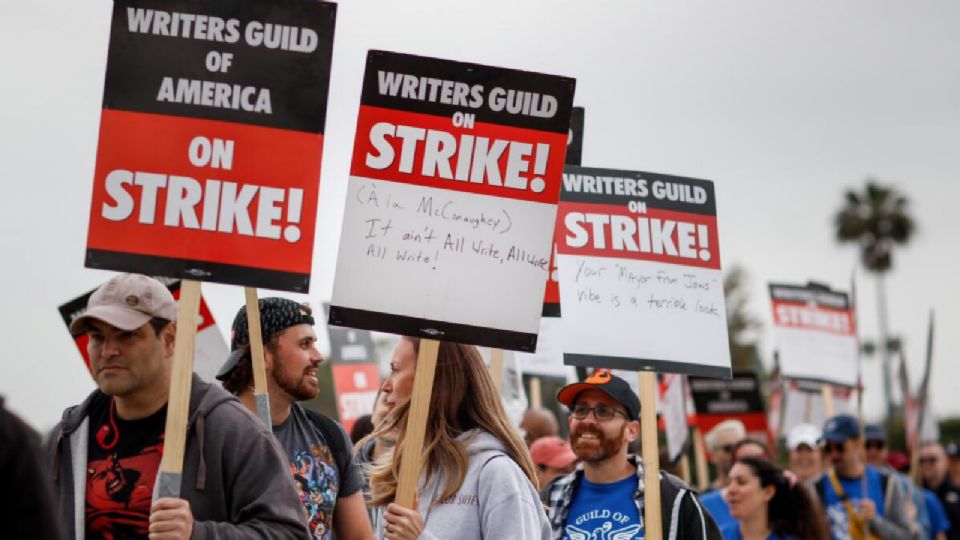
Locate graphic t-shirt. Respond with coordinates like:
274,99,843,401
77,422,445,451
563,475,642,539
924,489,951,536
85,399,166,539
820,467,886,540
929,480,960,540
274,405,362,540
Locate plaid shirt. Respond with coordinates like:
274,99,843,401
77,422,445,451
540,455,720,540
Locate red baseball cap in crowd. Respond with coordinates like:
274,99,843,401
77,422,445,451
530,436,577,469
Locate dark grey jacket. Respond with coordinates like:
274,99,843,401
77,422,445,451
45,375,310,539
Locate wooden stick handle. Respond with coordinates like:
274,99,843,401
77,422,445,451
395,339,440,508
245,287,271,427
489,348,504,392
639,371,663,540
693,427,710,491
156,279,201,500
821,383,835,418
529,376,542,409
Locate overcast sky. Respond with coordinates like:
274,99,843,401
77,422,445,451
2,0,958,432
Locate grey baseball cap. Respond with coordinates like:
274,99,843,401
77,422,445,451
69,274,178,335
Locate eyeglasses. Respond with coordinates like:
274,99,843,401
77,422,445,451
919,456,939,465
865,440,886,450
571,404,628,421
824,442,845,454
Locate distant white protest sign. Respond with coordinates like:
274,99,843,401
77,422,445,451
556,167,731,378
769,283,858,386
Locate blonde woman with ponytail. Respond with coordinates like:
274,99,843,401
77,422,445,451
361,337,550,540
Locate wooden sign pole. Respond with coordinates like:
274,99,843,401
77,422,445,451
155,279,201,500
679,454,692,484
244,287,271,427
489,348,504,392
821,383,835,418
395,338,440,508
638,372,663,540
693,427,710,491
529,376,542,409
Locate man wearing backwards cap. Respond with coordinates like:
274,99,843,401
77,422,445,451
46,274,309,539
540,370,721,540
218,298,372,540
812,414,913,540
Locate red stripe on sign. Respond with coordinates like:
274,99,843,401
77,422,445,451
86,109,322,275
771,300,855,336
350,106,567,204
556,201,721,270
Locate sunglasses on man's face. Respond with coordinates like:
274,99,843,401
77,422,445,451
824,441,846,454
919,456,939,465
718,443,737,454
865,440,886,450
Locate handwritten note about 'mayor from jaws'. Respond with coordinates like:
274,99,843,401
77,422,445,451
556,166,731,378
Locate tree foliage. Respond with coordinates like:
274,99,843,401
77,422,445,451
834,180,915,272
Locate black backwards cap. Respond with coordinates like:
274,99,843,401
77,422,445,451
216,297,315,381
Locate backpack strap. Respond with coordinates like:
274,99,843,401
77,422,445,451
304,408,351,481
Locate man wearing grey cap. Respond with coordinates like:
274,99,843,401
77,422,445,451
46,274,309,540
218,298,372,540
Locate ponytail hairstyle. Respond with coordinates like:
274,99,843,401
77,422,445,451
735,456,828,540
363,338,537,507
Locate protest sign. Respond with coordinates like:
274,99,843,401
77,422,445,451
660,373,689,462
689,372,770,445
556,166,730,377
58,277,228,382
769,282,858,386
776,378,853,438
85,0,337,292
327,324,378,364
329,51,576,351
331,363,380,433
515,317,568,378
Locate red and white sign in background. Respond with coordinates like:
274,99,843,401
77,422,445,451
769,282,858,386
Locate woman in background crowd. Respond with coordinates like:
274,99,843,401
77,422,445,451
722,456,827,540
361,337,550,540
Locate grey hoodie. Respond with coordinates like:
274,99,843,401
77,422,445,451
45,374,310,540
375,429,550,540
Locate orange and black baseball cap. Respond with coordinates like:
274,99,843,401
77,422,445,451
557,370,640,421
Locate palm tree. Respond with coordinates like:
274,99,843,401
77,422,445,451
834,180,915,422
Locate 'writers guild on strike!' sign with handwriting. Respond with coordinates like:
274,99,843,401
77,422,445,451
556,167,732,378
86,0,336,292
329,51,575,352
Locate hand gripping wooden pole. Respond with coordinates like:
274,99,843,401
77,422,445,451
395,338,440,508
155,279,201,500
245,287,271,427
639,371,663,540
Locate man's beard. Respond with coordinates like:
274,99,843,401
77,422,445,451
571,422,627,463
272,364,318,401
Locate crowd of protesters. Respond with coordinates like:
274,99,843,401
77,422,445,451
5,273,960,538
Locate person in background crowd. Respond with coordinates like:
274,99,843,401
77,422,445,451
2,397,65,540
945,442,960,492
705,419,748,492
364,337,550,540
541,370,721,540
530,436,577,489
785,423,823,483
888,450,950,540
218,298,372,540
919,441,960,540
47,274,308,539
813,414,913,540
521,408,560,447
351,414,375,445
722,456,829,540
702,437,774,532
865,424,930,540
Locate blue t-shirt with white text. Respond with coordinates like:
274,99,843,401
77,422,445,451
564,475,642,539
